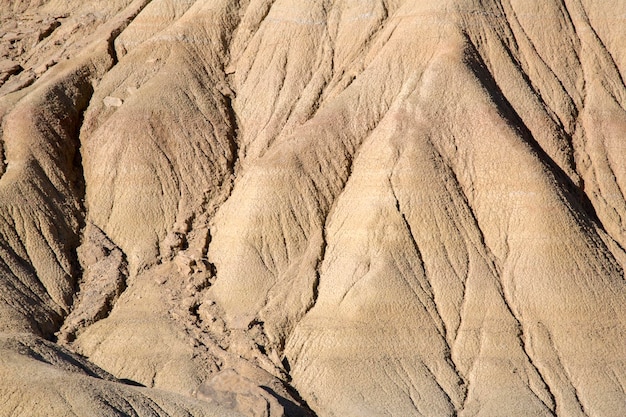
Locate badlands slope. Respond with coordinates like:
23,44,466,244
0,0,626,416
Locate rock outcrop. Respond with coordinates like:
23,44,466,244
0,0,625,416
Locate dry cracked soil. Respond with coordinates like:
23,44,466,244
1,0,626,416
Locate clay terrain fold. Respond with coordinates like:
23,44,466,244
0,0,625,416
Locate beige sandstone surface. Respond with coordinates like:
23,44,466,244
0,0,625,416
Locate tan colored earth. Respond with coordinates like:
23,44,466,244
1,0,626,416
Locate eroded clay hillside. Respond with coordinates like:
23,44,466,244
0,0,625,416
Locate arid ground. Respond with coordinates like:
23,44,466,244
1,1,626,416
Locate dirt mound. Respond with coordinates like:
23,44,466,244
0,1,625,416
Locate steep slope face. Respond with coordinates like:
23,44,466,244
0,0,625,416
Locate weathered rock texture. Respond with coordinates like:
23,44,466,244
1,0,625,416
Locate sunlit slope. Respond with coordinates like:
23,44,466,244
0,1,624,416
